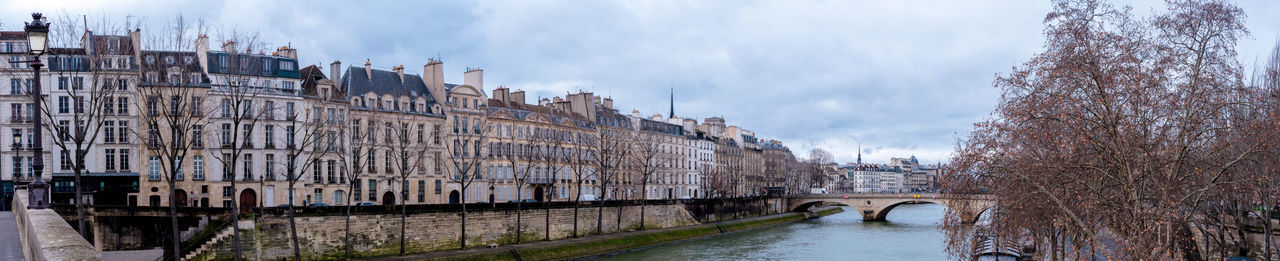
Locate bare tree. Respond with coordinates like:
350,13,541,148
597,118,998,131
592,124,630,235
628,133,662,230
274,103,328,261
565,129,596,237
205,31,266,261
443,115,489,249
336,113,373,259
385,113,433,254
940,0,1261,259
494,120,537,243
131,14,211,261
533,125,569,240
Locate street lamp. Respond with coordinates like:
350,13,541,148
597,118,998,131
24,12,50,209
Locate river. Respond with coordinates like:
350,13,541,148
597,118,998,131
594,204,951,261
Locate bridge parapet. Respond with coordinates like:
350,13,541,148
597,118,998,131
786,193,995,223
12,189,103,261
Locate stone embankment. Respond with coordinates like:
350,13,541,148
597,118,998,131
12,189,103,261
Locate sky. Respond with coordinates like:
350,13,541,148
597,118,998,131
1,0,1276,165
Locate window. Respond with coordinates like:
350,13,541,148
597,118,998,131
242,125,253,147
368,179,377,202
223,186,233,198
104,121,115,143
221,124,232,147
220,99,230,118
58,96,69,114
265,154,275,181
192,128,203,148
433,126,441,145
434,180,442,194
285,102,295,119
118,97,129,115
236,154,251,181
353,180,362,201
385,150,393,173
12,156,21,178
118,121,129,143
56,121,69,141
119,149,130,171
418,180,426,202
190,97,201,116
148,156,160,180
60,150,71,170
175,156,184,180
117,79,128,90
72,77,84,90
314,160,323,183
327,160,336,183
286,125,296,147
74,96,85,113
418,124,425,144
58,77,68,90
264,125,275,148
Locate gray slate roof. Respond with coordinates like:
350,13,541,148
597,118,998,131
341,66,437,105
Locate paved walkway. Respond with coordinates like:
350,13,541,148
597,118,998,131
0,211,25,261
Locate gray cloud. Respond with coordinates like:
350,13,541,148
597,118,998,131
3,0,1276,164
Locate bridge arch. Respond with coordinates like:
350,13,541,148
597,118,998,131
787,194,995,224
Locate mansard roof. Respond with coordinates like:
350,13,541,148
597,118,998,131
340,66,436,105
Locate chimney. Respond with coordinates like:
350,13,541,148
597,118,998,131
603,97,613,109
538,98,550,106
364,59,372,78
511,90,526,105
221,40,236,53
566,92,597,122
464,67,483,92
276,45,297,59
422,58,445,104
392,65,405,82
493,87,510,104
195,34,209,73
330,60,342,81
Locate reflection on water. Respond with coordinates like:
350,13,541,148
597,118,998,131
595,204,950,261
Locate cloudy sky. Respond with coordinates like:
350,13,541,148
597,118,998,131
2,0,1277,164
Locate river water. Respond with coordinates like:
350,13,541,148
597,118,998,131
595,204,951,261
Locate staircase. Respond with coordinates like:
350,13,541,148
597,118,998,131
181,220,250,261
180,217,210,241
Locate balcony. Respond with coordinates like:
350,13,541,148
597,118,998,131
9,115,33,123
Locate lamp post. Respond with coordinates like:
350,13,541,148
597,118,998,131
24,13,50,209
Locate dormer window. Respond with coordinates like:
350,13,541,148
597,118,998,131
145,55,155,64
183,56,193,65
165,56,175,65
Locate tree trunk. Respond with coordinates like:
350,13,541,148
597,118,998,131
169,184,181,261
640,183,646,230
615,191,622,231
75,169,85,241
460,187,468,249
544,188,551,241
516,184,523,244
573,182,581,238
400,195,406,255
596,185,605,235
230,177,241,261
288,192,300,261
344,192,352,260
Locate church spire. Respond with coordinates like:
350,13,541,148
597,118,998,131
669,86,675,119
857,145,862,164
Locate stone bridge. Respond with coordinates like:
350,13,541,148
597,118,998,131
788,193,996,223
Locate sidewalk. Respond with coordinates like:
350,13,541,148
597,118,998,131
0,211,25,261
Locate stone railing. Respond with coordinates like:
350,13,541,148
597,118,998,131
12,189,103,261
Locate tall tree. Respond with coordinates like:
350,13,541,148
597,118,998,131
940,0,1260,259
335,113,373,259
591,124,630,235
533,124,569,240
627,133,662,230
275,103,329,261
207,31,266,261
133,14,210,261
565,129,596,237
495,120,537,243
385,113,434,254
443,115,489,249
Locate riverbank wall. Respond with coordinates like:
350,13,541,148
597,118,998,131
403,206,845,261
189,197,788,260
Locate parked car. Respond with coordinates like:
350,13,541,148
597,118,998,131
308,203,329,207
579,194,598,201
520,199,538,203
678,196,692,199
276,204,293,208
356,202,376,206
